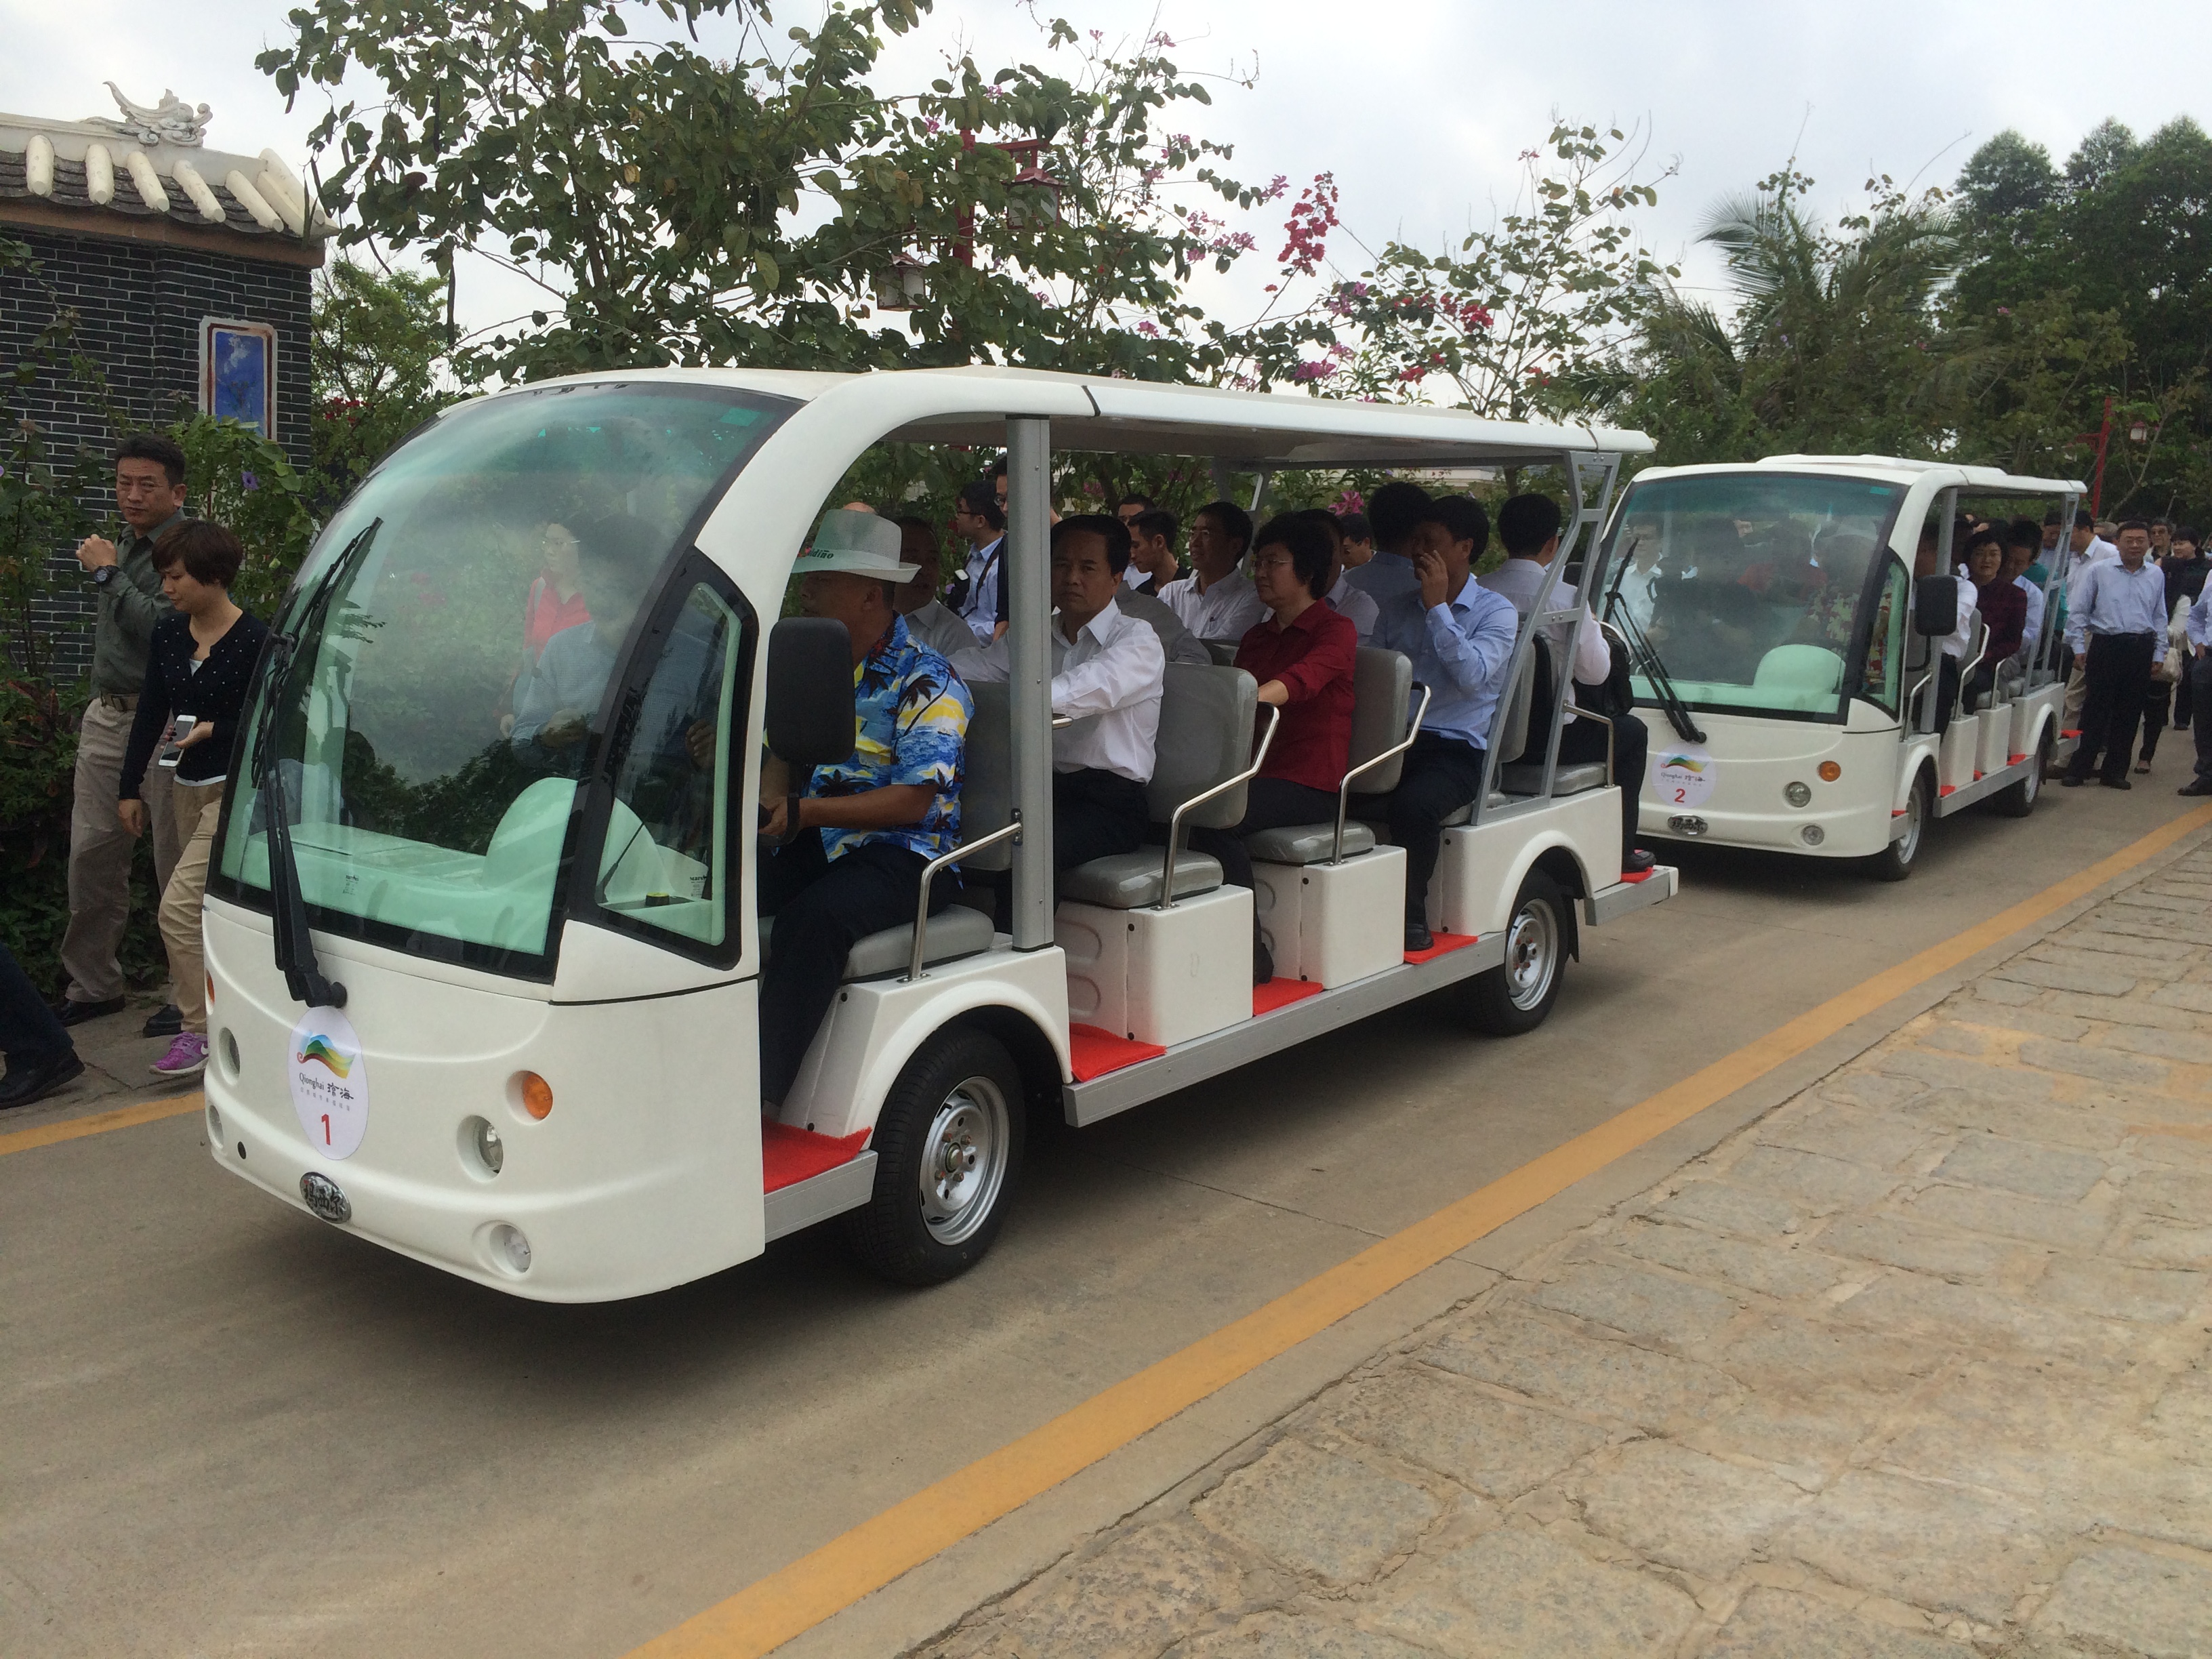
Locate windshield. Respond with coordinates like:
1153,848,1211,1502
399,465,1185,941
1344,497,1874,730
1603,471,1904,719
213,382,790,975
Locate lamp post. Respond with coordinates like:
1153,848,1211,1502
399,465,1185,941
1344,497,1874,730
2072,396,2114,517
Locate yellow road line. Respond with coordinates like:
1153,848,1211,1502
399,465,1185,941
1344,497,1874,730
0,1091,205,1158
630,802,2212,1659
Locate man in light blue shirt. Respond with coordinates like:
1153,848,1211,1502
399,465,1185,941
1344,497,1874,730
1371,495,1520,950
1340,480,1433,618
2064,520,2167,789
2183,580,2212,796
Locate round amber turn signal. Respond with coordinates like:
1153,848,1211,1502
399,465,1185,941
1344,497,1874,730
519,1073,554,1120
1818,761,1842,782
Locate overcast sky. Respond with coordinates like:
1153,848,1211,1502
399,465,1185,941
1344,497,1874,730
5,0,2205,350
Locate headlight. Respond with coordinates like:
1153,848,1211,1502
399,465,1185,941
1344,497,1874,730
1784,781,1812,808
462,1116,504,1177
490,1223,532,1274
1801,825,1826,846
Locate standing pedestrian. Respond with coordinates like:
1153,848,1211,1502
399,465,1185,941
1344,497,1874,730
2181,577,2212,798
2162,527,2207,732
52,435,189,1034
1,944,83,1109
117,521,268,1080
2064,520,2167,790
2059,508,2120,742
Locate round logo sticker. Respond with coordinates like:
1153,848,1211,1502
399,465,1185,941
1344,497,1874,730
289,1006,368,1160
1651,744,1717,809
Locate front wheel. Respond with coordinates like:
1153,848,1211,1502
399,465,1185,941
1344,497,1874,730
844,1027,1025,1286
1866,766,1931,882
1993,727,2051,819
1462,871,1568,1036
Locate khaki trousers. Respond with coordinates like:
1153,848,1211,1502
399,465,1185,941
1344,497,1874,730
160,780,226,1036
2064,657,2089,731
60,699,180,1004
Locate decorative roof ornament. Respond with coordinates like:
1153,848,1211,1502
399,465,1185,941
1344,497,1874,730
85,84,211,148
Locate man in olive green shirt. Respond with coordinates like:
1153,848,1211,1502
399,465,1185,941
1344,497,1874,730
54,434,189,1027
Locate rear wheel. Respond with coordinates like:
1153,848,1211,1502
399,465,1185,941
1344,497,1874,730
1994,726,2051,819
1866,766,1931,882
1462,871,1568,1036
844,1027,1025,1286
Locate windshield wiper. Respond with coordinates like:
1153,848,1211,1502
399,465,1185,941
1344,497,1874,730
254,518,380,1008
1605,537,1707,745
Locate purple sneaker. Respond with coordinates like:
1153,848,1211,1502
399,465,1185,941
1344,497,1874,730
150,1032,209,1080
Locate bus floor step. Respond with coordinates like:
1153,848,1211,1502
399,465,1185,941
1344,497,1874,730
1068,1024,1166,1081
762,1122,872,1193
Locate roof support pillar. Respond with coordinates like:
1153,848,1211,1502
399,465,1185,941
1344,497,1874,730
1005,416,1056,951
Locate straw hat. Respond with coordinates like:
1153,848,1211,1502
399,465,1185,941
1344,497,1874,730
794,508,917,579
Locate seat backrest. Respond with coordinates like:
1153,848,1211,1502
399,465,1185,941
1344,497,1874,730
1753,642,1845,695
1146,661,1257,830
958,680,1016,870
1489,638,1544,767
1347,647,1414,796
1203,639,1240,667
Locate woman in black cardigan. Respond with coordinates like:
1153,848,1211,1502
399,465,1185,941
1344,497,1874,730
119,520,268,1080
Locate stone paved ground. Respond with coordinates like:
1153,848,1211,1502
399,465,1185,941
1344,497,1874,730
907,846,2212,1659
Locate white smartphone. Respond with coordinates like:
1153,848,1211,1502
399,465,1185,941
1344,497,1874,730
155,712,197,768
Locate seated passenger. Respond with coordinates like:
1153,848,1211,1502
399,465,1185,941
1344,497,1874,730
1298,507,1380,640
1965,529,2026,699
1160,500,1267,642
1187,513,1359,983
2003,518,2047,653
952,514,1166,897
1913,519,1975,727
1482,495,1655,878
1369,495,1520,951
1115,582,1212,665
1648,518,1760,678
523,519,592,661
1124,508,1183,596
757,510,971,1109
1339,480,1434,614
510,514,664,764
890,514,979,658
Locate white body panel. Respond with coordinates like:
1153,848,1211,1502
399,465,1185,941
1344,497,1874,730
1055,887,1253,1047
1254,845,1408,989
1430,791,1616,935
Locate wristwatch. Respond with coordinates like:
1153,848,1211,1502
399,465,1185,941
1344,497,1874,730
92,565,117,587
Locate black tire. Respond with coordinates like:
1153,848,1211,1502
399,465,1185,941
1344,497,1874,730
1462,870,1569,1036
843,1027,1025,1286
1867,766,1932,882
1993,726,2051,819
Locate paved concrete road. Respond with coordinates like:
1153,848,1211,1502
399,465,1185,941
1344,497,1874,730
912,836,2212,1659
2,781,2204,1658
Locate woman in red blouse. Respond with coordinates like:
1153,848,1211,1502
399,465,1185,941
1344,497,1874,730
1191,513,1359,982
523,520,593,659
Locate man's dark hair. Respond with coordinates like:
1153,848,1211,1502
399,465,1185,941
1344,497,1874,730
2151,517,2171,530
2074,507,2096,531
2116,517,2152,535
115,432,188,489
1338,511,1372,544
1367,482,1433,552
1130,507,1179,548
1497,493,1563,558
2043,506,2063,526
1195,499,1253,557
893,513,936,539
1115,492,1156,514
152,518,243,588
1254,512,1334,600
1052,512,1134,575
1416,494,1490,558
2005,516,2044,552
958,477,1006,531
988,456,1009,481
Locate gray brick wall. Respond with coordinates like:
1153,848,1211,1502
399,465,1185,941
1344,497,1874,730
2,224,312,682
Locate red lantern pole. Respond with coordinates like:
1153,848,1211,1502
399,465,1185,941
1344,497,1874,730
2072,395,2114,517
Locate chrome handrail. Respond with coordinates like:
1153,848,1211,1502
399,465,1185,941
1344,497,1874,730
1330,683,1431,865
1160,703,1280,910
1567,705,1618,787
905,817,1023,983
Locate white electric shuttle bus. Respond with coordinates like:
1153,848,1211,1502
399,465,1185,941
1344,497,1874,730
1600,456,2085,880
199,368,1678,1301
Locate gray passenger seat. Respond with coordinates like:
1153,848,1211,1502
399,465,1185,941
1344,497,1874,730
1242,646,1409,865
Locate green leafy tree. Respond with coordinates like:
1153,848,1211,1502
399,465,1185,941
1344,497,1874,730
312,258,460,506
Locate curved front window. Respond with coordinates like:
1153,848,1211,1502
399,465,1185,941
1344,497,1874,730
1603,472,1905,720
212,382,791,975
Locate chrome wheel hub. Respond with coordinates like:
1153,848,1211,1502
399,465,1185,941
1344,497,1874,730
1505,900,1559,1010
917,1079,1008,1246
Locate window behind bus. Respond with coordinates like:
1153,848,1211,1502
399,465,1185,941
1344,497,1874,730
1603,472,1905,721
212,383,790,976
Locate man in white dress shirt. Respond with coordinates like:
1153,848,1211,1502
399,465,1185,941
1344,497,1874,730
2002,518,2047,661
891,515,979,659
1124,508,1182,596
1482,495,1654,876
1912,519,1976,730
952,514,1167,894
1159,500,1267,642
2060,506,2120,733
2064,520,2168,789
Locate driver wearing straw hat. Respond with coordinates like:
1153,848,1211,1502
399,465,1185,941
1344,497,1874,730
758,509,974,1109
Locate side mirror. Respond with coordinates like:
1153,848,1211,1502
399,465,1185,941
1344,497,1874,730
765,617,855,766
1912,575,1959,638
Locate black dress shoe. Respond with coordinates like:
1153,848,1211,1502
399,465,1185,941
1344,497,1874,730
1623,848,1658,876
142,1003,183,1038
1405,921,1433,953
1253,936,1275,986
0,1050,84,1110
51,996,125,1027
2179,779,2212,796
2060,776,2085,788
2102,777,2133,790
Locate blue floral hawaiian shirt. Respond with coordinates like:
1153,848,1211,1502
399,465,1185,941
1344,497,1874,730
810,614,970,862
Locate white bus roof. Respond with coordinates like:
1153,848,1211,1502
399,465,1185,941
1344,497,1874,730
514,365,1656,470
1632,453,2087,496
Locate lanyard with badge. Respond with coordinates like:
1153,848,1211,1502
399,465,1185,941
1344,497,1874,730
960,539,1001,619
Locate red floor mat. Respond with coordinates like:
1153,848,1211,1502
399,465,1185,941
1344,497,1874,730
762,1122,871,1193
1404,930,1481,965
1253,977,1326,1016
1068,1023,1166,1081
